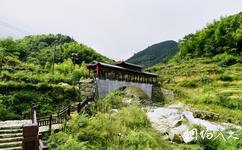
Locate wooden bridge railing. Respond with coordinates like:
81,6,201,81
22,95,95,150
37,96,93,128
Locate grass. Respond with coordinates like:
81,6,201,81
0,81,81,119
149,57,242,125
48,90,171,150
0,56,86,120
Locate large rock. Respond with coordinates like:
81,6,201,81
193,110,219,120
146,103,242,143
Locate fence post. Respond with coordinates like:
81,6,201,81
57,111,60,122
49,115,52,133
77,102,81,113
31,103,36,123
67,105,71,117
22,104,39,150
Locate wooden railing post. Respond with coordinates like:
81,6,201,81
22,94,96,150
49,115,52,133
67,105,71,117
77,102,81,113
31,103,36,123
22,104,39,150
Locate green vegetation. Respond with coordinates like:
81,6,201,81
149,57,242,125
123,86,149,101
0,82,81,118
1,12,241,149
48,90,171,150
46,12,242,150
127,40,178,67
148,12,242,126
176,12,242,59
0,34,111,120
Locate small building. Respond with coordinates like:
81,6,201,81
86,61,159,84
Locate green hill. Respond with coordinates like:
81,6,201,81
0,34,111,120
126,40,178,67
176,12,242,59
148,12,242,126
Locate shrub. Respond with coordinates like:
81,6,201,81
179,80,198,88
214,53,237,67
0,81,81,119
48,89,171,150
48,105,170,150
71,70,82,82
116,105,151,129
199,76,213,84
218,74,233,81
198,129,242,150
97,90,125,113
201,94,214,104
0,103,19,120
215,94,242,110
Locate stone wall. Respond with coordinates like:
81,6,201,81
151,86,165,102
78,79,96,98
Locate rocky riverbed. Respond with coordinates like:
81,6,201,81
147,103,242,143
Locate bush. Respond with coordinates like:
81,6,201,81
96,90,126,113
0,103,19,120
214,54,237,67
48,90,171,149
179,80,198,88
216,94,242,110
201,94,214,104
71,70,82,82
199,76,213,84
0,81,81,119
48,105,170,150
218,74,233,81
198,129,242,150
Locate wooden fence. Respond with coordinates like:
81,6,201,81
22,95,95,150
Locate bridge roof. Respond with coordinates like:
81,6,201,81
87,61,159,77
113,61,143,69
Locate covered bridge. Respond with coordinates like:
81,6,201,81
86,61,159,98
87,61,159,84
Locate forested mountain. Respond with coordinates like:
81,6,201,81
0,34,111,120
0,12,242,150
126,40,178,67
176,12,242,59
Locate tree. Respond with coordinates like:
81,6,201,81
177,12,242,59
0,38,18,74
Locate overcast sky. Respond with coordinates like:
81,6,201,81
0,0,241,60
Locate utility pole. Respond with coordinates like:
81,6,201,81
52,41,57,81
71,53,79,66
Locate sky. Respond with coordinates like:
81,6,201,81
0,0,242,60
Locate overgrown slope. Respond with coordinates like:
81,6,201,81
148,12,242,125
48,90,171,150
149,57,242,125
176,12,241,59
0,34,111,120
127,40,178,67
